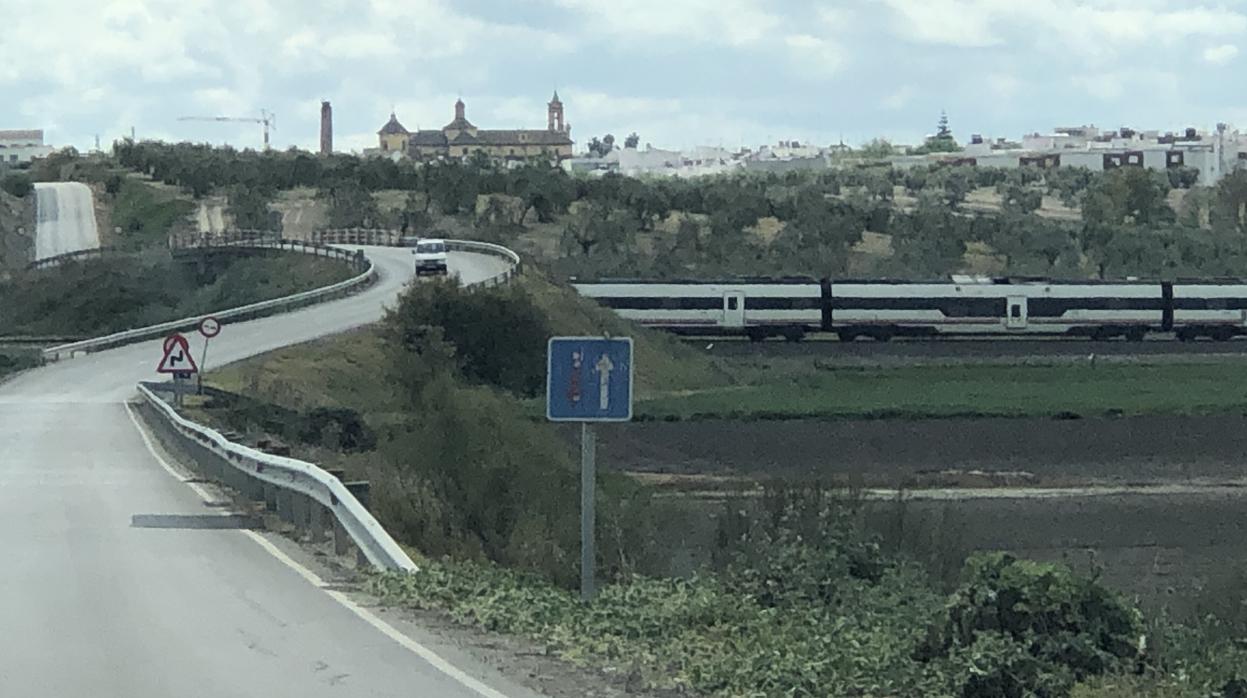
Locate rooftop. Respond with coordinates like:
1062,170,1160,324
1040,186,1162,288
0,129,44,142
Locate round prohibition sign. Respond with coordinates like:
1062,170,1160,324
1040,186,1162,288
199,316,222,339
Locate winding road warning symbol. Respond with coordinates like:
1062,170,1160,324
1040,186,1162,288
157,334,198,374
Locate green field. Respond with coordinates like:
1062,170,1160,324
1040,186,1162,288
637,361,1247,420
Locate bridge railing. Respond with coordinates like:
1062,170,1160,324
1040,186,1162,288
27,246,125,270
310,228,405,246
136,381,417,572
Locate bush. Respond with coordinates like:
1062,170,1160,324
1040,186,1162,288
919,552,1143,697
1,173,33,198
384,278,551,396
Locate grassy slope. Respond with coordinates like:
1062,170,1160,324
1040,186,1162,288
108,179,196,248
638,360,1247,421
0,253,355,336
209,272,731,412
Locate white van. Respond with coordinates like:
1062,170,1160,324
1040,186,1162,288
413,238,448,276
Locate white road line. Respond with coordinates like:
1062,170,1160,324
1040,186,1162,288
123,400,513,698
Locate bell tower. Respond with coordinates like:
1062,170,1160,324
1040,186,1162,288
547,91,565,132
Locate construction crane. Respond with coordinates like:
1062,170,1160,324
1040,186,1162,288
177,109,276,150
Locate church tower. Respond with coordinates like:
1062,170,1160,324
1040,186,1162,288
547,91,565,132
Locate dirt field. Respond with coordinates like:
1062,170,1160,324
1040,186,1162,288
580,414,1247,486
576,415,1247,617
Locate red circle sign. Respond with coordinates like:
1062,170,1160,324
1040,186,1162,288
198,317,222,338
163,334,183,353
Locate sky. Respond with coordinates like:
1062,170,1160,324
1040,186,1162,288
3,0,1247,154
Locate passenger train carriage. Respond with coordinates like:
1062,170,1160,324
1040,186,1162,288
571,278,1247,341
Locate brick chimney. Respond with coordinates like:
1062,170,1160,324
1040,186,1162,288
320,101,333,155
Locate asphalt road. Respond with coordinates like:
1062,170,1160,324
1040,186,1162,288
692,335,1247,360
0,248,539,697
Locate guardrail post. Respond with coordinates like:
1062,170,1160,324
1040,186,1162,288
345,481,372,567
290,490,309,536
277,488,294,523
326,469,350,557
264,482,277,512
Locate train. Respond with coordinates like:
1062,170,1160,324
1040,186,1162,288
570,276,1247,341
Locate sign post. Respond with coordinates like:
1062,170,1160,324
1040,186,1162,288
197,316,222,395
547,336,633,601
158,333,199,407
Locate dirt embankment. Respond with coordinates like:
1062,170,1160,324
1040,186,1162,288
0,190,35,272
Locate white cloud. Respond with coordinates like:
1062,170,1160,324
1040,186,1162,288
883,86,917,110
1204,44,1239,64
553,0,780,46
881,0,1001,47
986,73,1021,99
882,0,1247,55
784,34,845,77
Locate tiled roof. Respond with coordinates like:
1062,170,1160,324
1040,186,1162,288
410,130,448,146
0,129,44,142
410,128,572,149
377,113,409,136
476,129,572,146
441,116,476,132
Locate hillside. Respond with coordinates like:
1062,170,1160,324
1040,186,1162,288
0,189,35,273
0,252,354,336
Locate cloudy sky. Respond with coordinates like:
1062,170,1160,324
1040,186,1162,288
3,0,1246,154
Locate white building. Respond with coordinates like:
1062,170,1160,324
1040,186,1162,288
0,129,53,164
564,144,741,178
892,123,1247,184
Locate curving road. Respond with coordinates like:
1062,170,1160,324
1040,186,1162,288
0,248,537,697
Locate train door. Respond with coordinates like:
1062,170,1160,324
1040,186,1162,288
1006,296,1028,330
722,291,745,328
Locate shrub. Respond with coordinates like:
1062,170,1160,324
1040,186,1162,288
919,552,1143,697
1,173,34,198
384,278,551,396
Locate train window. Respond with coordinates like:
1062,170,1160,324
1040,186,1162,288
727,297,739,310
1010,304,1021,318
1208,299,1228,310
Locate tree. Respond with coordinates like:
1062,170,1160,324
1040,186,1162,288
587,134,616,158
319,182,381,228
1,173,33,198
559,203,633,257
624,132,640,149
858,138,896,160
1213,170,1247,235
1082,168,1173,228
911,111,960,155
937,166,975,209
226,185,277,230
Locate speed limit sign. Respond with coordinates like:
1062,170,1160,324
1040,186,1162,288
198,316,221,339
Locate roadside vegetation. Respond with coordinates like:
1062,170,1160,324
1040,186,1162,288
29,142,1242,695
192,274,1247,697
0,253,354,336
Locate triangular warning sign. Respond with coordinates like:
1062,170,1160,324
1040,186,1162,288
157,334,198,374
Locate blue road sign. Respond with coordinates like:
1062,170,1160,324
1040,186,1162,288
547,337,633,422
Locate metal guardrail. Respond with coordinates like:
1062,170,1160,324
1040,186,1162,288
444,239,522,288
311,229,522,287
42,239,374,361
137,381,417,572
